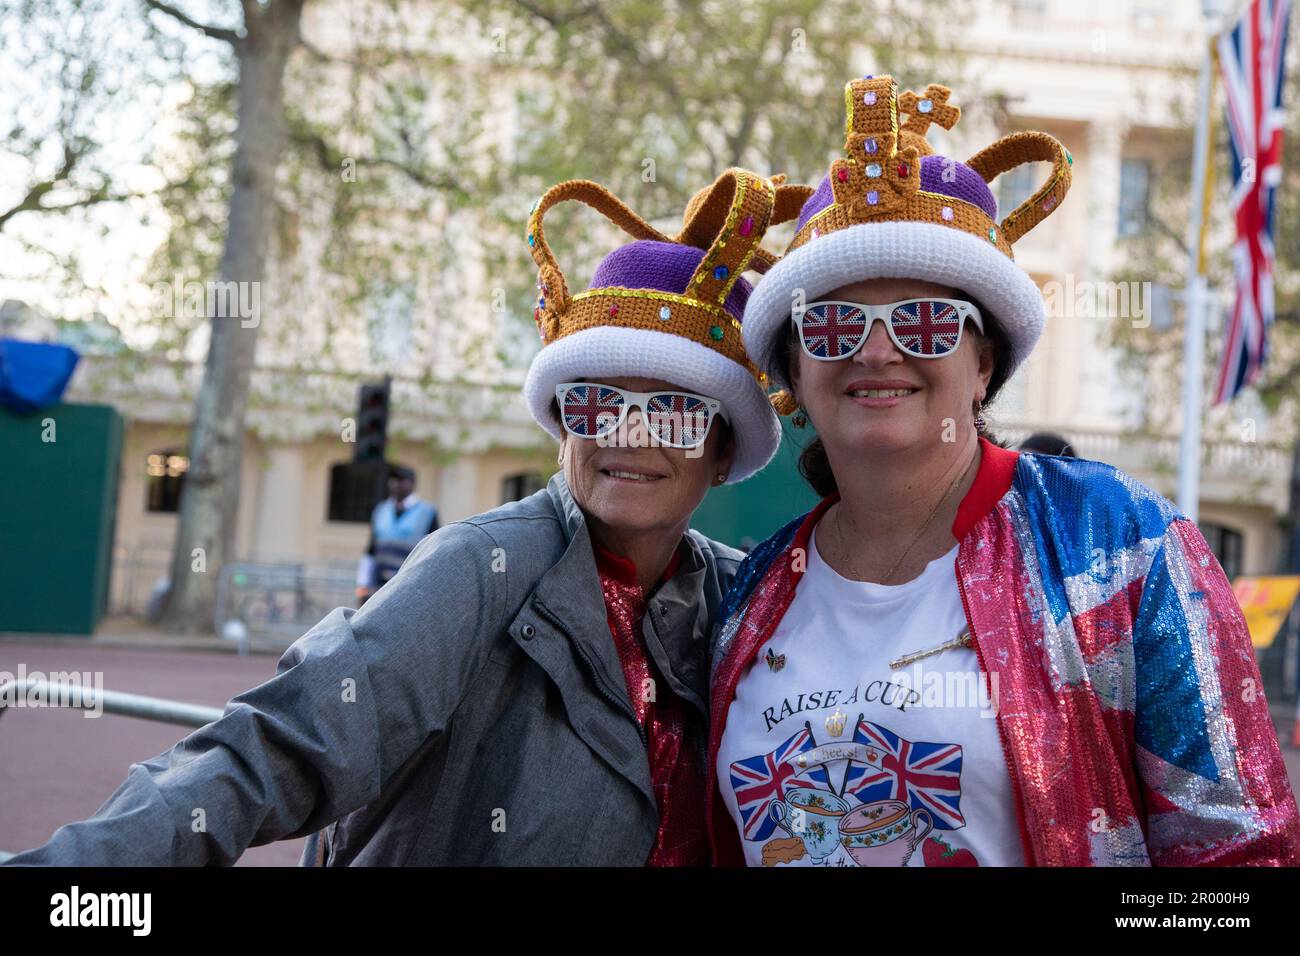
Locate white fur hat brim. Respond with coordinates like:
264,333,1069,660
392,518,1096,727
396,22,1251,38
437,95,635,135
524,325,781,483
743,221,1046,390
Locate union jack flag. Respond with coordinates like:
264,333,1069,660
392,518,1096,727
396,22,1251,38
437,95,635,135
728,725,832,841
842,718,966,830
800,303,867,358
646,393,709,445
890,300,962,355
1214,0,1291,404
562,384,622,435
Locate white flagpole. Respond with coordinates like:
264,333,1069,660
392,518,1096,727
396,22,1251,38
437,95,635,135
1177,12,1222,522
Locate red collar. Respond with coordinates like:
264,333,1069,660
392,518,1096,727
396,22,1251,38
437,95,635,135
952,437,1019,539
794,437,1018,549
592,539,683,588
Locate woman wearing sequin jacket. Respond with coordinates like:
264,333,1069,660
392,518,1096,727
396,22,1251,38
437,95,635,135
707,77,1300,868
3,170,791,867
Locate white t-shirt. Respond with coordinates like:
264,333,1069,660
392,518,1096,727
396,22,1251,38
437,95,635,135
716,523,1024,867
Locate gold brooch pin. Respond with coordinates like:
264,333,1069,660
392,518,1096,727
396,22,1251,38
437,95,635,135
890,629,973,671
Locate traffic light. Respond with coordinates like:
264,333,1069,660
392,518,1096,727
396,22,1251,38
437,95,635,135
354,377,391,462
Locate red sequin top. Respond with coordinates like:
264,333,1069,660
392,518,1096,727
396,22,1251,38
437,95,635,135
592,540,709,867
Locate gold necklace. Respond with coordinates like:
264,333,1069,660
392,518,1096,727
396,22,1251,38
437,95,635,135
831,451,977,586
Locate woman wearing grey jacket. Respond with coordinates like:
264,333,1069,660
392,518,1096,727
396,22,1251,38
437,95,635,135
3,169,789,866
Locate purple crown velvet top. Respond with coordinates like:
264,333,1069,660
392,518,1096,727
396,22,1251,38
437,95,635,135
794,155,999,233
589,240,753,322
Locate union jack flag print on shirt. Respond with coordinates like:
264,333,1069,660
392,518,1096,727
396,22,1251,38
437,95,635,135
728,726,831,841
843,718,966,830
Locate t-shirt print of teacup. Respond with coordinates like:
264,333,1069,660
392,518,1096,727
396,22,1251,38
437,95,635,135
728,718,974,866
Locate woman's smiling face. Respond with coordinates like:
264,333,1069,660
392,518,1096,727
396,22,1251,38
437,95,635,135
559,375,735,537
789,277,996,456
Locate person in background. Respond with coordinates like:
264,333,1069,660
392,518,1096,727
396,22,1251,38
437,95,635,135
1018,430,1077,458
356,465,438,607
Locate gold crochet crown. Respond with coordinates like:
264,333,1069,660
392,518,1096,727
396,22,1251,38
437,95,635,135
525,169,810,383
789,75,1073,258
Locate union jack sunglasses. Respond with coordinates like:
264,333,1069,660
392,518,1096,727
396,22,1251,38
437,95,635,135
793,298,984,361
554,382,729,449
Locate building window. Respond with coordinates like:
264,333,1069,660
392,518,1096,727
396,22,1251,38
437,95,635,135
997,164,1037,219
502,471,545,504
328,461,388,523
1133,2,1169,31
1199,522,1244,581
366,281,416,368
145,450,188,513
1118,158,1152,237
1009,0,1047,26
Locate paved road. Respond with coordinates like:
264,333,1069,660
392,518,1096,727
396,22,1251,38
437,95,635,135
0,642,303,866
3,640,1299,866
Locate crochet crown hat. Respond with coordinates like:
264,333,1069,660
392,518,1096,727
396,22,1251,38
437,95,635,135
742,75,1073,393
522,168,809,482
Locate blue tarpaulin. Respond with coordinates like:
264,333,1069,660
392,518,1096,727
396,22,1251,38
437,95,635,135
0,338,80,414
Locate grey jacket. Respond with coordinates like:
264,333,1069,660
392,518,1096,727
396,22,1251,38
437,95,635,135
3,473,741,866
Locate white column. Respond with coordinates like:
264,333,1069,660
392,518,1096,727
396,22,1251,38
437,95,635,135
252,444,306,561
437,455,481,523
1070,117,1128,427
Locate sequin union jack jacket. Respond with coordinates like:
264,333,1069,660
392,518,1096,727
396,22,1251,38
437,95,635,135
706,439,1300,866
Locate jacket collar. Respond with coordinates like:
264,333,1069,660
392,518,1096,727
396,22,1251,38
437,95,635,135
536,471,709,709
952,438,1019,539
546,470,589,544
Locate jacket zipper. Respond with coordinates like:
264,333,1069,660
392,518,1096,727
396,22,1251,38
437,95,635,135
954,551,1036,866
533,599,648,748
573,635,648,749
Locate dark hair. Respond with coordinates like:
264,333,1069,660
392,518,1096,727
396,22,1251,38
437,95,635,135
778,296,1014,498
387,465,415,483
1018,431,1076,457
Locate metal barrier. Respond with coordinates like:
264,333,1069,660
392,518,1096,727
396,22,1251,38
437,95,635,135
214,561,354,643
0,678,224,863
0,677,223,727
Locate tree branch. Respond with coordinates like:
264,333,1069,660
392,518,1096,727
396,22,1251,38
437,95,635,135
142,0,242,45
291,127,470,201
0,189,136,230
508,0,601,29
0,138,136,231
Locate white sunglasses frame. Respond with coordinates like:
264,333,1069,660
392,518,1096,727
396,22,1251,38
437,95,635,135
793,297,985,361
553,382,730,449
